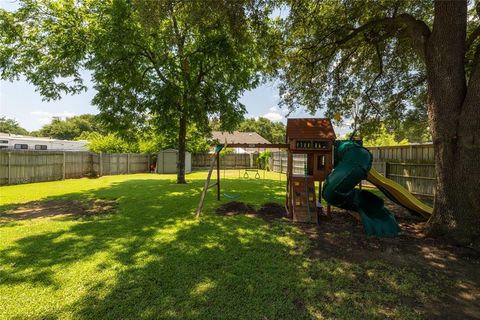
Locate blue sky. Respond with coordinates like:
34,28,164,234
0,76,325,131
0,0,346,135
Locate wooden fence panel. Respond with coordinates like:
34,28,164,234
371,161,387,176
1,151,64,185
0,152,9,185
0,151,150,186
271,151,288,173
192,153,254,169
65,152,97,179
366,144,434,162
101,153,111,176
386,162,436,197
129,154,150,173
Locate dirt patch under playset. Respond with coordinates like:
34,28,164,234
216,201,287,221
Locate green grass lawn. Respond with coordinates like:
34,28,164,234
0,171,442,319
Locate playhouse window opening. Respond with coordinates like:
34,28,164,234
317,155,326,170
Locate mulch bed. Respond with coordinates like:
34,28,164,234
215,201,256,216
1,199,118,221
216,201,287,221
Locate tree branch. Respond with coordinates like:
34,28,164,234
334,13,431,59
142,50,170,85
467,25,480,50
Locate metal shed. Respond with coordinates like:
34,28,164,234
156,149,192,174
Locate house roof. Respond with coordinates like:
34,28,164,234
210,131,271,145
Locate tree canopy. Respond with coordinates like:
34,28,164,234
280,0,434,136
237,117,286,144
33,114,106,140
280,0,480,245
0,117,29,135
79,120,209,154
0,0,277,182
360,125,409,147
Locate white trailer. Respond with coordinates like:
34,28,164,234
0,133,88,151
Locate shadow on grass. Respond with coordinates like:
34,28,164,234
1,175,475,319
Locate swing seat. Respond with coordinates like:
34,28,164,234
223,193,240,199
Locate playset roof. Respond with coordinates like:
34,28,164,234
286,118,336,140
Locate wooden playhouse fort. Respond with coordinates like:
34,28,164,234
196,118,337,224
285,118,335,223
197,117,432,237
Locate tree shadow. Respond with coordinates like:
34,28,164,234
304,206,480,319
1,175,476,319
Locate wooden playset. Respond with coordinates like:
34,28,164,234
285,118,336,223
196,118,336,223
196,117,433,237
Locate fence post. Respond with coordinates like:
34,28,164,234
281,153,284,173
99,152,103,176
127,153,130,174
62,152,66,180
384,161,389,178
7,152,11,185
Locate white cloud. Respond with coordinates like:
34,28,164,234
31,110,76,126
260,105,287,122
262,111,283,122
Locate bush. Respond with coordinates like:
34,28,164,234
257,150,272,170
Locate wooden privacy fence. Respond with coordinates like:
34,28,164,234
270,143,436,197
367,144,435,197
370,161,436,197
0,151,150,186
192,153,259,169
367,143,434,162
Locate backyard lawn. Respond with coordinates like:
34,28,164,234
1,172,479,319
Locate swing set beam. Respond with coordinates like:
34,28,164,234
226,143,289,149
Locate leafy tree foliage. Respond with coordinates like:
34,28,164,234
33,114,106,140
82,123,210,154
84,132,139,153
256,150,273,170
280,0,480,245
280,0,434,136
0,117,29,135
137,124,210,154
0,0,276,183
237,117,286,144
361,125,409,147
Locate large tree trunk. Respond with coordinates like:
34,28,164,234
425,1,480,247
177,113,188,184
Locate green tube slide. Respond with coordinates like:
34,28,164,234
322,141,400,237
